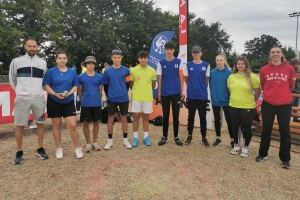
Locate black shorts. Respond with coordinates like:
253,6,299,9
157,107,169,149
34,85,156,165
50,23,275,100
107,99,128,116
80,107,102,123
47,97,76,118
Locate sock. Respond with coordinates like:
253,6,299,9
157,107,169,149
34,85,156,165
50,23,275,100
123,133,128,138
108,134,112,139
144,132,148,138
133,132,138,138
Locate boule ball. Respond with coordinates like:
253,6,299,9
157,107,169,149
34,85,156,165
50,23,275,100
64,90,68,94
60,93,66,97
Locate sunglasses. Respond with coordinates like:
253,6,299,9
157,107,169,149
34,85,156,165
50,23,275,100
112,49,122,53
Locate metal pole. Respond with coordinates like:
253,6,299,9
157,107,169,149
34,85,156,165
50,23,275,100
297,15,299,49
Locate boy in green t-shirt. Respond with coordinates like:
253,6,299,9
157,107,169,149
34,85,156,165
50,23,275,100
130,51,156,147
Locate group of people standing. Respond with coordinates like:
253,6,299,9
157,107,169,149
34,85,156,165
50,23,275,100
9,37,296,169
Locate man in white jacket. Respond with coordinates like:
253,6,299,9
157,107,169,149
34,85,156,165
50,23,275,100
9,37,49,164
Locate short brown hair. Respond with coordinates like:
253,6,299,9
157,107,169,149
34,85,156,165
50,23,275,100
138,51,148,58
164,42,176,49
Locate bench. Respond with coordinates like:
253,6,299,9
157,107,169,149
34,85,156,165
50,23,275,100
253,100,300,135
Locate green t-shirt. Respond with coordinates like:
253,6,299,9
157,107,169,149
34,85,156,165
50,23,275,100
130,65,156,102
227,73,260,109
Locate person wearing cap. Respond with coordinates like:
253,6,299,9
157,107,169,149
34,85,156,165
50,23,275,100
102,49,132,150
77,56,104,152
157,41,185,146
183,46,211,147
43,49,83,159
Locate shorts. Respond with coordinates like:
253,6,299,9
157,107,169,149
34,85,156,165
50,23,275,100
47,96,76,118
14,95,46,126
106,99,128,116
80,107,102,123
131,100,153,114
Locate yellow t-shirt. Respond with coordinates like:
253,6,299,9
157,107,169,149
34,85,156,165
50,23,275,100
130,65,156,102
102,68,105,74
81,66,87,74
227,73,260,108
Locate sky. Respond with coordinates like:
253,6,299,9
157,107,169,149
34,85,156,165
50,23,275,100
154,0,300,54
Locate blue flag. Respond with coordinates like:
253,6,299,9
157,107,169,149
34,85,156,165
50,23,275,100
148,30,176,99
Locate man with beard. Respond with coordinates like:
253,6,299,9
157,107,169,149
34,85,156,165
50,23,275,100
9,37,49,164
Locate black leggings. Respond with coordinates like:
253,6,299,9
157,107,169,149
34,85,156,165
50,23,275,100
212,106,233,138
229,106,254,147
161,94,181,138
187,99,207,138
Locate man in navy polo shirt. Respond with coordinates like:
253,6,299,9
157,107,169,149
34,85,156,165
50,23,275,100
184,46,210,147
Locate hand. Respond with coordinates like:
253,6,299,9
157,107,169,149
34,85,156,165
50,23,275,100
180,94,185,101
157,94,161,101
55,93,66,100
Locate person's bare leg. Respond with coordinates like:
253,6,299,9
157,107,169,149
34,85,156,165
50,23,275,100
133,113,141,132
36,123,45,148
83,122,91,144
142,113,149,132
65,116,80,148
107,115,115,134
92,122,99,143
51,118,62,148
15,126,24,151
121,115,128,133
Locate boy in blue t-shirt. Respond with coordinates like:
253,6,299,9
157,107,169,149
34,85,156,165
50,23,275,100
183,46,211,147
102,49,132,150
157,42,185,146
78,56,103,152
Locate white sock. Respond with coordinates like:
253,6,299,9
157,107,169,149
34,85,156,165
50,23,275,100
133,132,138,138
123,138,128,142
144,132,148,138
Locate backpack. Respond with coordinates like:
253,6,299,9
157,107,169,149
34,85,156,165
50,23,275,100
149,115,163,126
101,107,108,124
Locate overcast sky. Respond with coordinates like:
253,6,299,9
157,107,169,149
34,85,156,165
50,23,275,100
154,0,300,54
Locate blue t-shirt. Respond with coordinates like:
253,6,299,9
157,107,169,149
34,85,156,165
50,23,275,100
184,61,210,100
156,58,183,96
103,66,129,103
78,73,103,107
43,67,79,104
209,67,232,106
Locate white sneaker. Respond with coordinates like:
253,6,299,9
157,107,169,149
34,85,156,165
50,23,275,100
75,148,83,159
123,138,132,149
93,143,101,151
104,139,113,150
230,145,240,155
85,144,93,153
240,147,249,158
56,148,63,159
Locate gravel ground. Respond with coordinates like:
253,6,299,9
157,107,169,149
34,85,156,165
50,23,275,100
0,117,300,200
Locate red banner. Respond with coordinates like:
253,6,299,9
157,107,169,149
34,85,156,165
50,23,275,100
179,0,188,46
0,84,47,124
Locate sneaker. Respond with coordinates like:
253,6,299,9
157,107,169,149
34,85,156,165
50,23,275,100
213,139,222,147
255,155,268,162
132,137,138,147
185,135,193,145
13,151,23,165
85,144,93,153
56,148,63,159
36,147,49,160
230,145,240,155
158,136,168,146
174,137,183,146
104,139,113,150
201,138,210,147
240,147,249,158
123,139,132,149
293,118,300,123
75,148,83,159
230,141,234,149
281,161,291,169
143,137,152,146
93,143,101,151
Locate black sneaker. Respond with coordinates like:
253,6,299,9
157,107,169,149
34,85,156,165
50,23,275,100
282,162,291,169
293,118,300,123
36,147,49,160
213,139,221,147
255,155,268,162
202,138,210,147
14,151,23,165
174,137,183,146
185,135,193,145
158,136,168,146
230,141,234,149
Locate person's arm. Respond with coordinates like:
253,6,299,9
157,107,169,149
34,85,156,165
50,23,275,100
254,88,261,102
129,81,133,90
99,85,103,98
78,85,82,99
185,76,189,86
205,64,211,86
152,80,156,89
44,85,65,100
290,68,296,92
8,59,17,90
259,69,265,91
156,62,162,101
206,77,209,86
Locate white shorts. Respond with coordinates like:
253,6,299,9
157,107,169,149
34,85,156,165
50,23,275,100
131,101,153,114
